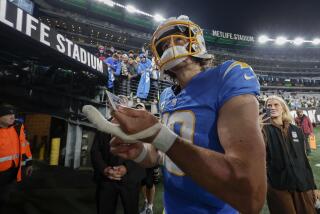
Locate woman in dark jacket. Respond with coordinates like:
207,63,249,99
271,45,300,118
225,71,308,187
262,95,317,213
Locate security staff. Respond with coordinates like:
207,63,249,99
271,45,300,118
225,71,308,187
0,104,32,211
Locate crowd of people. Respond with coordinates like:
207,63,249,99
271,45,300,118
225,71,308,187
259,93,320,109
96,47,320,112
95,46,162,101
83,14,320,214
260,78,320,88
1,12,320,214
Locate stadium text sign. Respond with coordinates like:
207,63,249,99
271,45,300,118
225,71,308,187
212,30,255,42
0,0,103,73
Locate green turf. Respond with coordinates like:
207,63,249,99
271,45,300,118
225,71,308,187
152,127,320,214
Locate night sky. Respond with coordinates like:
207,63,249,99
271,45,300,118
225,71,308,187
115,0,320,39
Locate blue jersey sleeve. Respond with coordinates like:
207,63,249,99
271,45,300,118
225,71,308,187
217,61,260,109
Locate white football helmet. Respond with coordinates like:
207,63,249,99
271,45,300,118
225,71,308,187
151,15,212,71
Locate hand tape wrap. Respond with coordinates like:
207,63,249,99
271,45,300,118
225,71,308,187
133,144,148,163
152,125,177,153
82,105,161,142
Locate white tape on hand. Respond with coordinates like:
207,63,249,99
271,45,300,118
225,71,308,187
82,105,161,142
152,125,177,153
133,144,148,163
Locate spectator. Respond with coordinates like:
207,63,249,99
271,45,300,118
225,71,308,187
295,109,314,155
262,96,317,213
128,50,135,59
97,45,106,61
0,104,32,212
136,54,152,100
120,54,129,76
120,54,130,96
135,56,141,64
127,57,138,80
104,53,121,92
91,129,145,214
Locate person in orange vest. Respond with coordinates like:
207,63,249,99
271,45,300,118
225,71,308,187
0,104,32,211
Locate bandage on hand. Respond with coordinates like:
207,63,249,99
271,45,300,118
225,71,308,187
83,105,178,152
82,105,161,142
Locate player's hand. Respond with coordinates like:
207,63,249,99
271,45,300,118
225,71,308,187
113,106,160,143
110,137,144,160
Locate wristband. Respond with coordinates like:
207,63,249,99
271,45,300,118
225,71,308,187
133,144,148,163
152,125,177,153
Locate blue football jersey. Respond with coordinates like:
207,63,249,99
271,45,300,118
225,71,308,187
159,60,260,214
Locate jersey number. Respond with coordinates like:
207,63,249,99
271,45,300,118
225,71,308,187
161,111,195,176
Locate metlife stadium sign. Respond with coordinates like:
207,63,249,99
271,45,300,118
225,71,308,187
0,0,104,73
212,30,255,42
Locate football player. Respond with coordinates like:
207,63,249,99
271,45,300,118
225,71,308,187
83,15,266,213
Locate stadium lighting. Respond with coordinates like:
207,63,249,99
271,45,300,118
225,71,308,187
293,37,304,46
275,36,287,45
93,1,168,23
97,0,114,7
312,38,320,45
126,5,136,13
258,35,269,44
154,14,165,22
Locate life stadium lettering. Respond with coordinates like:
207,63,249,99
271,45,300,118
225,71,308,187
212,30,255,42
0,0,103,73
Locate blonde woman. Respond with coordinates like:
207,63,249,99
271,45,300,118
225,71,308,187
262,95,317,213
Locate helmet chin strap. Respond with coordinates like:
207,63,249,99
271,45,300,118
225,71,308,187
160,44,189,71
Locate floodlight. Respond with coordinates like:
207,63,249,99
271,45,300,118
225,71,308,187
293,37,304,46
312,38,320,45
275,36,287,45
126,5,136,13
97,0,114,7
258,35,269,44
154,14,165,22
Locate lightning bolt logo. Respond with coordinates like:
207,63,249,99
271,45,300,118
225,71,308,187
223,61,255,80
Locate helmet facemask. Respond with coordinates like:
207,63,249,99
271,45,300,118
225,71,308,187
151,18,211,72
